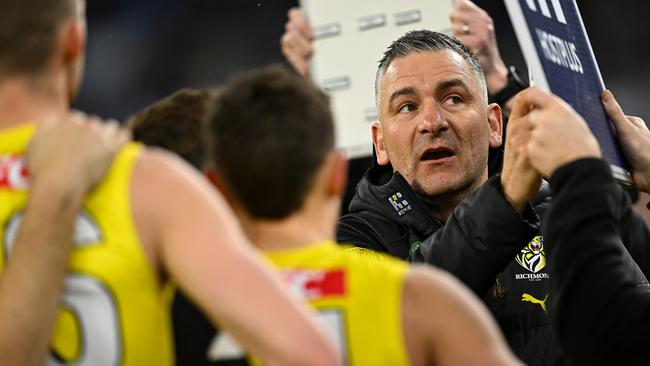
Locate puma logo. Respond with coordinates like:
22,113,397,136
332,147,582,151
521,293,548,313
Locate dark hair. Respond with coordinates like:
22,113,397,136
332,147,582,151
0,0,79,78
375,30,486,106
128,88,218,169
207,65,334,219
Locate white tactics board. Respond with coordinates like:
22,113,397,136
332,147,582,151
300,0,453,158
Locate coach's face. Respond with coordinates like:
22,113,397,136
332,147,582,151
372,50,502,199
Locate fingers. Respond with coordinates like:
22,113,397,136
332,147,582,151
457,0,480,12
101,119,131,151
601,90,629,126
281,39,310,77
75,117,129,156
450,12,470,27
452,23,479,40
450,0,489,35
600,89,646,135
450,0,481,23
281,8,313,77
117,128,131,147
508,92,531,121
509,87,557,120
628,116,648,130
281,30,313,58
284,7,312,46
26,111,129,192
62,112,129,151
287,8,312,40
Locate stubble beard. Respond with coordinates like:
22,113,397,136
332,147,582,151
411,168,486,220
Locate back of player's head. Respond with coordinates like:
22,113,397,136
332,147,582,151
128,88,218,169
207,65,335,220
0,0,82,78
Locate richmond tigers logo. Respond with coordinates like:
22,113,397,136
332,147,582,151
515,236,546,273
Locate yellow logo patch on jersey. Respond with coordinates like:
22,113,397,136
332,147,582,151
515,236,546,273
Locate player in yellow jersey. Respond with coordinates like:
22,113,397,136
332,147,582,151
129,66,522,365
0,114,129,366
0,1,339,366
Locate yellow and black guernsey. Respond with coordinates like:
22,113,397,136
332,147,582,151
198,240,411,366
0,124,173,366
266,241,410,365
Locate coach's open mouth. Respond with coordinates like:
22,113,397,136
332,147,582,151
420,148,455,161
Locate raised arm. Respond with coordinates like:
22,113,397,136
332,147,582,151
602,91,650,273
602,90,650,194
545,158,650,364
450,0,526,115
518,86,650,363
280,8,313,78
524,88,650,274
0,116,127,366
131,149,338,366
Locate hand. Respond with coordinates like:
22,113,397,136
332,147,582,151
450,0,508,95
27,111,130,195
602,90,650,192
500,89,543,213
516,88,601,177
280,7,313,78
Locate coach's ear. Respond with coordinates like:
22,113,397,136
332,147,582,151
487,103,503,149
372,122,390,165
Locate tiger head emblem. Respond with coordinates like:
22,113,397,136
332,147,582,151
515,236,546,273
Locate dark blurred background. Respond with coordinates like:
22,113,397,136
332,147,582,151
76,0,650,210
77,0,650,121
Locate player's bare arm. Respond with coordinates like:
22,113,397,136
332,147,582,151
130,148,340,366
403,265,522,366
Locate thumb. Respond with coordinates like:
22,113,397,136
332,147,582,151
508,90,532,121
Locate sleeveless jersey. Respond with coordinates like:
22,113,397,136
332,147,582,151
0,124,173,366
266,242,410,365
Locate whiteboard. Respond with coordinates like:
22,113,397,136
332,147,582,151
300,0,454,158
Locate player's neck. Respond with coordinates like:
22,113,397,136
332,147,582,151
0,74,68,130
243,200,338,252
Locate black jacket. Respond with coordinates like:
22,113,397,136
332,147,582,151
546,158,650,365
337,161,649,365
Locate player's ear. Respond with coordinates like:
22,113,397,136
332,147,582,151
204,166,237,210
60,16,86,64
325,150,348,199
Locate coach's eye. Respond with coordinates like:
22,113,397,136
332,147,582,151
445,95,464,105
398,103,417,114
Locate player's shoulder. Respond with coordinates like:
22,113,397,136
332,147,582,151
403,264,488,319
337,245,408,278
404,265,461,294
133,145,192,176
130,145,211,193
129,145,213,222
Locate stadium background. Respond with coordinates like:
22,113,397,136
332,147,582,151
76,0,650,209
